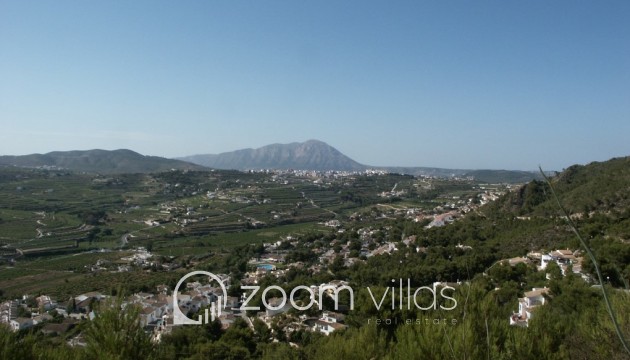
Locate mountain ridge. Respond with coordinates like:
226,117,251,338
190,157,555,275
1,141,545,182
179,139,366,172
179,140,543,182
0,149,206,174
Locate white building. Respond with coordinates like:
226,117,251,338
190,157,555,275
313,311,347,335
510,287,549,327
36,295,57,311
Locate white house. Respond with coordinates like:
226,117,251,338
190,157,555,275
510,287,549,327
140,305,164,327
320,311,345,324
540,249,579,270
313,311,347,335
36,295,57,311
313,320,347,335
540,254,553,270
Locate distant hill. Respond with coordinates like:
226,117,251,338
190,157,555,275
461,169,543,184
0,149,206,174
179,140,366,171
380,167,542,183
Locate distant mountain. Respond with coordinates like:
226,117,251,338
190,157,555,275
180,140,542,183
0,149,206,174
0,141,545,182
179,140,366,171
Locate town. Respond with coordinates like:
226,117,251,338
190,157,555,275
0,167,512,345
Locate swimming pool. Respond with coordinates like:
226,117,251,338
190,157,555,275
257,264,276,271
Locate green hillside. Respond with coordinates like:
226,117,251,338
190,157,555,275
489,156,630,217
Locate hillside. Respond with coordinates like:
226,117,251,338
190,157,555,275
430,155,630,266
488,156,630,216
0,149,206,174
179,140,366,171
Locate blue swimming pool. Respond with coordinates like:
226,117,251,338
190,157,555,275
257,264,275,271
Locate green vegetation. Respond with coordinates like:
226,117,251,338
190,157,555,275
0,156,629,358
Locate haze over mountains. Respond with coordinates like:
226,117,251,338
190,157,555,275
0,140,543,182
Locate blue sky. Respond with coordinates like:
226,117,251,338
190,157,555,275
1,1,629,170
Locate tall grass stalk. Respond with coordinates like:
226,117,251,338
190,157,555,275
539,167,630,356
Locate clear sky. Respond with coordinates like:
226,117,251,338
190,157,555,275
1,1,629,170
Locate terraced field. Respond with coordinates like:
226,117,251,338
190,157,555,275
0,166,486,300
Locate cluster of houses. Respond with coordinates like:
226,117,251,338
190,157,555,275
378,183,407,199
504,249,587,327
0,178,536,345
0,265,353,345
405,187,506,226
539,249,587,280
84,247,183,274
247,168,388,180
503,249,588,282
0,281,238,342
0,294,76,334
120,247,154,267
244,226,444,275
0,242,592,344
424,212,458,228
